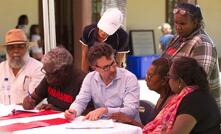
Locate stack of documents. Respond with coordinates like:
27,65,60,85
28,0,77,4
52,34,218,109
66,118,115,129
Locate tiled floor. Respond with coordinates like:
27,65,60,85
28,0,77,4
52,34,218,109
138,80,160,105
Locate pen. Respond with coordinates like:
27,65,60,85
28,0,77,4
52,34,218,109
27,90,33,99
11,109,16,115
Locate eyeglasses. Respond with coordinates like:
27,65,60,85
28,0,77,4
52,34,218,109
173,8,193,16
6,44,26,50
95,61,116,72
41,68,60,77
147,74,160,81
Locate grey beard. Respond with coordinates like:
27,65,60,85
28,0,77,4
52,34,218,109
9,57,24,69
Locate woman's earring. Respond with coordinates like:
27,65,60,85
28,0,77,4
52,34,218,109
178,79,183,89
178,84,182,89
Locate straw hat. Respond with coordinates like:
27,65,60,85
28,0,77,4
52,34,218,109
0,29,36,49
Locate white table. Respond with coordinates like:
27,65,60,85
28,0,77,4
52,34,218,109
15,120,142,134
0,106,142,134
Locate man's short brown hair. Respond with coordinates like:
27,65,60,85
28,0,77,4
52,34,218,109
88,42,115,66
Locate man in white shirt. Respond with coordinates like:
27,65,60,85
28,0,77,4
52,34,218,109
0,29,44,105
65,43,140,122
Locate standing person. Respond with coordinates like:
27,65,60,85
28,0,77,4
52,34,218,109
23,47,93,112
29,24,43,61
161,3,221,112
158,23,174,52
80,8,129,73
15,14,29,37
65,43,140,122
143,57,221,133
0,29,44,105
109,58,174,127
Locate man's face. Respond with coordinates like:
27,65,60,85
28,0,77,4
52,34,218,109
174,13,197,38
94,56,117,83
42,62,69,87
6,43,27,69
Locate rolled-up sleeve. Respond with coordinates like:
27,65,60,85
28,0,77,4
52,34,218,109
69,74,92,116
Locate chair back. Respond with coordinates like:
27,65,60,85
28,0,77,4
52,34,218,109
139,100,155,125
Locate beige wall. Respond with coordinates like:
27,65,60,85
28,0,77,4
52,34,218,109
0,0,38,43
126,0,166,54
126,0,221,56
0,0,221,57
198,0,221,57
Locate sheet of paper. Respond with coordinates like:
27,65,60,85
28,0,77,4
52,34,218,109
13,109,39,113
66,118,115,129
0,104,39,117
0,104,22,116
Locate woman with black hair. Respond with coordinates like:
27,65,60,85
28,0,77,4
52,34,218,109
162,3,221,113
15,14,29,37
143,56,220,133
15,15,28,28
109,58,174,127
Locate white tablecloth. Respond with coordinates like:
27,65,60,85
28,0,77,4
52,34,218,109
0,105,142,134
15,121,142,134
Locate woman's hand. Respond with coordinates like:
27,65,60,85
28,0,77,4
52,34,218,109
109,112,143,128
109,112,133,124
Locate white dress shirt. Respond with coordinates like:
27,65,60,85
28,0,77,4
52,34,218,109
0,53,44,104
70,67,140,122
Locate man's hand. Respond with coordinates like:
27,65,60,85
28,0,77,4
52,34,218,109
64,109,77,121
84,107,107,121
23,96,36,110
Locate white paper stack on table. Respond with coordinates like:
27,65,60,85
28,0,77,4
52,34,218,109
66,116,115,129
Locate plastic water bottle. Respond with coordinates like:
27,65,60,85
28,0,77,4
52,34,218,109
1,78,11,105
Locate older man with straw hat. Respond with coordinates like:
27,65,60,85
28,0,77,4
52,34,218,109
0,29,44,105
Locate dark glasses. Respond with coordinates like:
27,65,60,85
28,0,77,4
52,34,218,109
95,61,116,72
6,44,27,50
173,8,193,16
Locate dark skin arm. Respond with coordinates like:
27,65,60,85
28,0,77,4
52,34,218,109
115,53,126,67
37,103,63,111
23,92,41,110
109,112,144,128
81,44,89,73
23,92,63,111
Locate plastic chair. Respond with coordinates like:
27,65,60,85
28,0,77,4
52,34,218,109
139,100,155,125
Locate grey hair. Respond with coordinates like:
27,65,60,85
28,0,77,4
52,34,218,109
41,46,73,71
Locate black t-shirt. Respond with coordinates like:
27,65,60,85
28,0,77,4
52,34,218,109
34,67,92,112
177,90,221,134
80,24,129,53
